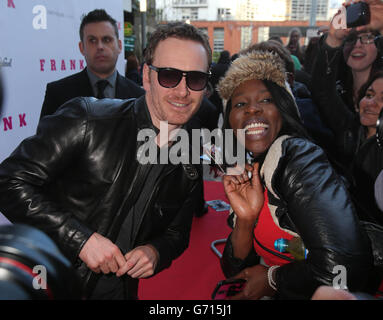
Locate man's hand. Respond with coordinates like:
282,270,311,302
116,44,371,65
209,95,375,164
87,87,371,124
79,232,126,274
116,245,159,278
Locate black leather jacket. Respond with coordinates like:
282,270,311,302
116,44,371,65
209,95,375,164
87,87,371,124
0,95,200,297
221,136,374,299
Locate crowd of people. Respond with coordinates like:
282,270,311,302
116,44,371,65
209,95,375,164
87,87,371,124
0,0,382,300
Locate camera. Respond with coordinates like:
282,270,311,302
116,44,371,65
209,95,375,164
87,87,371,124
0,224,83,299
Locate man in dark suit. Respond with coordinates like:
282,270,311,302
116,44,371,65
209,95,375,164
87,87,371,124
39,9,144,119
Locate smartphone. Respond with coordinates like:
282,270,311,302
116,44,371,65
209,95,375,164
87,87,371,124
211,278,246,300
346,2,370,28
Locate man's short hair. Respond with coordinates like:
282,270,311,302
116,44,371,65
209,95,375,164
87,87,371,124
79,9,119,41
144,22,212,68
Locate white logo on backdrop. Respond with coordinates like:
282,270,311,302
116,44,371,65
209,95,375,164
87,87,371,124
32,5,47,30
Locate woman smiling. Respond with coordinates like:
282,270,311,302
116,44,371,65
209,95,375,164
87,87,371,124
311,8,383,168
217,50,377,300
359,72,383,138
349,71,383,226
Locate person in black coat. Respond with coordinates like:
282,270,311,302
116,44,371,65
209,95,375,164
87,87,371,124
39,9,144,120
40,68,144,119
0,21,213,300
217,49,375,300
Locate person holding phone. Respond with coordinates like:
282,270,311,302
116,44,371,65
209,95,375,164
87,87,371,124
311,2,383,225
319,5,382,112
216,49,377,300
311,2,382,156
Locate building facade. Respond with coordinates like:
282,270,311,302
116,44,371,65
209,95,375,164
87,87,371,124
191,20,328,58
287,0,329,21
156,0,234,22
155,0,331,58
156,0,331,22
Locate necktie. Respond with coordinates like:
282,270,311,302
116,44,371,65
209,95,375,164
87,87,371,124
96,80,109,99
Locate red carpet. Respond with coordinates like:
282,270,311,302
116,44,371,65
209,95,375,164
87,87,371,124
138,180,231,300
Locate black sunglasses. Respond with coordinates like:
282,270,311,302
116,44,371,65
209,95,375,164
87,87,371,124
149,65,210,91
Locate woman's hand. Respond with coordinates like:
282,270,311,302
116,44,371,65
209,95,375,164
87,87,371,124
223,162,264,225
227,265,276,300
326,8,351,48
351,0,383,34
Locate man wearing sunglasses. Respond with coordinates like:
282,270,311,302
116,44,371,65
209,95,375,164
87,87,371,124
0,22,212,299
142,27,211,133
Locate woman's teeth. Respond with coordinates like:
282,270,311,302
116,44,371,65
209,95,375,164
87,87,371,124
244,122,269,135
351,53,365,58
